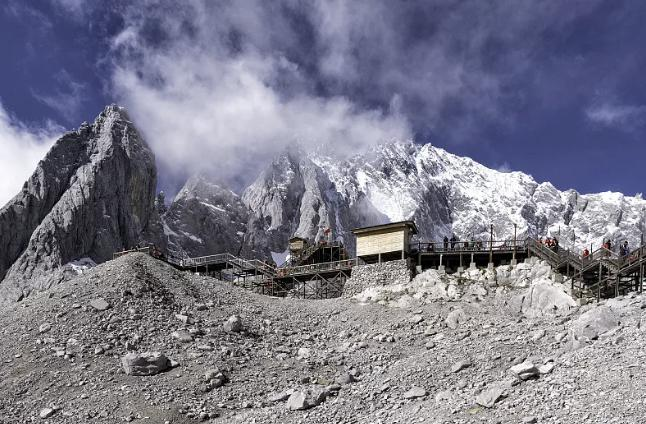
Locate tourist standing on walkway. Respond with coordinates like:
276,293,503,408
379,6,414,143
620,241,629,257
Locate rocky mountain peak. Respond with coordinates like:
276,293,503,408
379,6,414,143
162,174,250,259
0,105,161,304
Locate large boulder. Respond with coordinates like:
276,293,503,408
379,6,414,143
121,352,171,376
0,105,163,304
568,306,620,344
513,283,577,318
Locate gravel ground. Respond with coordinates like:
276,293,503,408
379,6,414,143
0,253,643,423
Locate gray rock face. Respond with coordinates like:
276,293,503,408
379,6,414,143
163,174,250,258
241,148,383,258
0,105,162,304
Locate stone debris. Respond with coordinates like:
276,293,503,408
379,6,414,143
0,253,643,423
39,407,56,419
89,297,110,311
203,368,228,392
335,372,356,385
121,352,171,376
510,361,539,380
451,360,472,373
171,330,193,343
445,309,467,329
223,315,243,333
476,387,505,408
286,388,329,410
403,386,427,399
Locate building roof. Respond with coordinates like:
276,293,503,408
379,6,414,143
351,220,418,235
289,236,308,242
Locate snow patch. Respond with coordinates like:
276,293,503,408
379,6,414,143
271,250,289,266
200,201,226,213
67,257,97,275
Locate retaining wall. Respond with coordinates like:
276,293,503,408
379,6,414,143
342,259,412,297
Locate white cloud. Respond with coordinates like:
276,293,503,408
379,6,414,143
0,103,59,207
50,0,86,18
496,162,512,173
585,103,646,130
109,2,411,189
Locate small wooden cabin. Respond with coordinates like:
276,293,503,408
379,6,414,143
288,236,308,255
352,221,418,264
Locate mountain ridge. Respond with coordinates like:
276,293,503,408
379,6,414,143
1,105,645,304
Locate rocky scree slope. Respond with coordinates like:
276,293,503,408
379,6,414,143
241,141,646,256
0,253,645,423
0,105,162,304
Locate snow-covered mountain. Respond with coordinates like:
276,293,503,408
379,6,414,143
241,141,646,256
2,103,644,306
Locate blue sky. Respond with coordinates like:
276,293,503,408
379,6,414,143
1,0,645,204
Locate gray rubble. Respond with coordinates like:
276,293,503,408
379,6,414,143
0,253,645,423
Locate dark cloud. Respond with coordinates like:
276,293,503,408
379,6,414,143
2,0,646,203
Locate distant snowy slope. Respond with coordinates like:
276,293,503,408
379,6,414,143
242,141,646,255
162,174,250,258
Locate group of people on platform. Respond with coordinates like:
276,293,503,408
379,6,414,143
539,237,560,253
439,235,485,252
539,236,632,259
580,239,631,259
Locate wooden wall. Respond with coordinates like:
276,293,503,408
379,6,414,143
356,228,407,257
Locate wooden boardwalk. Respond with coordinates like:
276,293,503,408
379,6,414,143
114,246,355,299
527,239,646,301
113,235,646,302
414,239,528,271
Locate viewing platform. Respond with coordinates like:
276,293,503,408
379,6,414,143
414,239,528,272
112,221,646,302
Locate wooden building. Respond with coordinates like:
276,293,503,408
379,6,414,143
289,237,308,255
352,221,418,263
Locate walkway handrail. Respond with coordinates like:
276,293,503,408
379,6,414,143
279,258,358,277
416,239,528,253
113,246,151,259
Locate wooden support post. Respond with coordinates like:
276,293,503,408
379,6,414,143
615,275,619,298
489,224,494,265
513,223,517,262
640,263,644,293
597,261,602,303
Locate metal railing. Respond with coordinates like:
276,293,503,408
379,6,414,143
112,246,151,259
275,258,358,277
415,239,528,254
